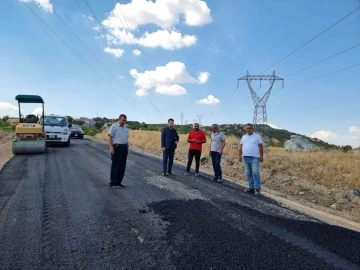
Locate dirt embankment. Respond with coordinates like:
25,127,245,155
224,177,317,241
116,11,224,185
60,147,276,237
0,132,13,171
94,129,360,223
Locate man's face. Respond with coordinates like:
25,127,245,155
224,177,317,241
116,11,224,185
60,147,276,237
119,117,127,126
194,124,199,131
168,120,174,128
211,125,217,132
245,125,253,134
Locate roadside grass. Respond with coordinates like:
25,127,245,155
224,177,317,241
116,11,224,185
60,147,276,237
95,129,360,190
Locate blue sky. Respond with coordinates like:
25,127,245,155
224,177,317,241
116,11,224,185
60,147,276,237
0,0,359,147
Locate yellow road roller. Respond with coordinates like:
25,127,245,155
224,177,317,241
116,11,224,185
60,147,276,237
12,94,46,154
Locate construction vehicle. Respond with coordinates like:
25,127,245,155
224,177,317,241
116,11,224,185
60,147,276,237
12,95,46,154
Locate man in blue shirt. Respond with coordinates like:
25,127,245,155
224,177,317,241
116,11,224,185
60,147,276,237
161,118,179,176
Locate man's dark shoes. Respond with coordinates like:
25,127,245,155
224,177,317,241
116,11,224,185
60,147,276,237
109,182,116,187
167,172,173,176
244,188,255,193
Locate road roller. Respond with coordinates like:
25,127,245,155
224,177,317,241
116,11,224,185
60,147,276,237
12,95,46,154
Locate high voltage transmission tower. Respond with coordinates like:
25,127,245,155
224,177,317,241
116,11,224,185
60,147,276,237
238,71,284,145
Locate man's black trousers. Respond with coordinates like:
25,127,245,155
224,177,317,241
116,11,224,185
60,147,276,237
186,149,201,173
110,144,128,185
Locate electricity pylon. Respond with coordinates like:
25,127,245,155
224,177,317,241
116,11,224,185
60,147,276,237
238,71,284,145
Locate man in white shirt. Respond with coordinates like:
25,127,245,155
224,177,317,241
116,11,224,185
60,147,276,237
108,114,129,188
209,124,225,183
239,123,264,195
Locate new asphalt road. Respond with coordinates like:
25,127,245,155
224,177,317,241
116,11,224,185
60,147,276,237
0,139,359,270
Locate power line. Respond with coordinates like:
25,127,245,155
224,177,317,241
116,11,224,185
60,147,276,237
220,62,360,123
283,43,360,79
51,8,155,117
260,6,360,74
271,62,360,98
19,0,150,119
214,0,324,118
256,0,324,61
78,0,162,115
215,6,360,119
107,0,171,114
276,15,360,71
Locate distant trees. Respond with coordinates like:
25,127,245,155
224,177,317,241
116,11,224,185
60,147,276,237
342,145,353,153
2,115,9,122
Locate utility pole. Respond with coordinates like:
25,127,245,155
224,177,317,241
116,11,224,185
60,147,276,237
238,71,284,146
197,115,203,129
180,112,183,125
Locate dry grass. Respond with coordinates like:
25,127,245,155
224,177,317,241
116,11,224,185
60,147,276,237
96,129,360,190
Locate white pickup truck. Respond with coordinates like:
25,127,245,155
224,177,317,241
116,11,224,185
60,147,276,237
42,114,72,146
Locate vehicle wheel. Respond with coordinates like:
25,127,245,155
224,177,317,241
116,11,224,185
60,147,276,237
81,136,84,139
64,138,70,147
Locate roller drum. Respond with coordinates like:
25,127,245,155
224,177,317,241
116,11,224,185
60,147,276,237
12,140,46,154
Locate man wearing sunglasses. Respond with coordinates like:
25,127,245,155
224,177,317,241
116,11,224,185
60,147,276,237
239,123,264,195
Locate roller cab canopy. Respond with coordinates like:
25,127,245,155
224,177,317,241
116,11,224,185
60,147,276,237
15,95,44,104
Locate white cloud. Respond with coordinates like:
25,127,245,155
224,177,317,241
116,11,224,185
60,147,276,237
349,126,360,134
268,123,280,129
0,102,17,112
130,61,197,91
22,0,53,13
132,49,142,56
135,89,149,97
198,72,210,84
130,62,209,96
102,0,212,31
311,131,339,140
32,107,43,115
101,0,211,50
310,130,359,147
104,47,124,58
198,95,220,105
155,84,187,96
104,29,196,50
136,30,196,50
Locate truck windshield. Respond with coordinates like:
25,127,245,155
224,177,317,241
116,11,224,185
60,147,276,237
43,116,67,127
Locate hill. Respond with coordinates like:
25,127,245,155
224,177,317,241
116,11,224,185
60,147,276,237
97,120,340,150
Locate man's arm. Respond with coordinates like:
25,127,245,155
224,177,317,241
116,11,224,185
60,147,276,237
161,128,165,149
187,132,194,143
108,125,115,154
239,143,243,162
175,129,179,143
259,143,264,162
219,133,225,154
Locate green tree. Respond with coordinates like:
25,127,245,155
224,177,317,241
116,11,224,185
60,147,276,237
73,119,85,125
2,115,9,122
95,121,103,130
342,145,352,153
66,116,74,123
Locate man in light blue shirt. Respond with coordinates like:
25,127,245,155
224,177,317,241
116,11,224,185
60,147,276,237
209,124,225,183
239,123,264,195
108,114,129,187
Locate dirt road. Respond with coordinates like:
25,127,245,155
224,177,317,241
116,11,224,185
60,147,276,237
0,139,359,269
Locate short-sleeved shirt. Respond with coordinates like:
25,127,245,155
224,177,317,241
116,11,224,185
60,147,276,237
108,123,129,145
240,133,263,157
210,131,225,152
188,130,207,151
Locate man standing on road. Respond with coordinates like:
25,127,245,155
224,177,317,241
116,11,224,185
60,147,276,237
161,118,179,176
108,114,129,187
239,123,264,195
209,124,225,183
185,123,207,176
